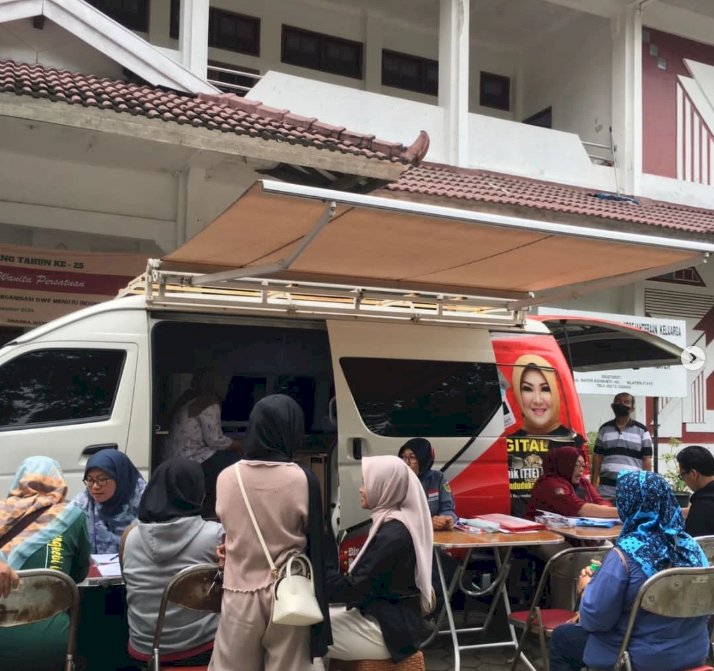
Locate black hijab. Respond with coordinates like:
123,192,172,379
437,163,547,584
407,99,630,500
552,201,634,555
138,457,204,523
398,437,434,478
242,394,332,657
243,394,305,461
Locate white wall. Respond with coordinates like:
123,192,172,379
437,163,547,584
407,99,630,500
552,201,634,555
641,173,714,209
0,19,124,79
0,151,176,221
151,0,517,111
521,12,612,148
251,71,618,189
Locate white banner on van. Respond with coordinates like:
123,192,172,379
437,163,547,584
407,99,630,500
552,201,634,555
537,307,687,397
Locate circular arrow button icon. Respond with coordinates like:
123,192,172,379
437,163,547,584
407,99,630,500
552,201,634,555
681,345,706,371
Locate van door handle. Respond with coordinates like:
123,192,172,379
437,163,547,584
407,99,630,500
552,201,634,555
352,438,363,460
81,444,118,456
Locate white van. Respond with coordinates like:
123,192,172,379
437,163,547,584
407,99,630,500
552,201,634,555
0,272,687,537
0,181,702,537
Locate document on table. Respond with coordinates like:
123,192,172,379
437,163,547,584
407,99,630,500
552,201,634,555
536,510,621,528
91,553,122,577
572,516,621,528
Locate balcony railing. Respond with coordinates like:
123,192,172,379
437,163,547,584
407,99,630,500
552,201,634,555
581,140,614,167
676,80,714,187
207,64,262,96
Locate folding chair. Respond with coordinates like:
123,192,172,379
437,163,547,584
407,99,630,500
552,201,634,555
613,565,714,671
0,568,80,671
696,536,714,564
128,563,222,671
509,546,608,671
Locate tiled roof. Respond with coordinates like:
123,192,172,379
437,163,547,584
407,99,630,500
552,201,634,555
0,59,429,165
386,163,714,236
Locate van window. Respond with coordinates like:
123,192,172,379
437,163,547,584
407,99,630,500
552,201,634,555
0,349,125,428
340,357,501,437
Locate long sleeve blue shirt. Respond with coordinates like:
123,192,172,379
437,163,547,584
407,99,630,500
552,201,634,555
420,469,457,521
579,550,709,671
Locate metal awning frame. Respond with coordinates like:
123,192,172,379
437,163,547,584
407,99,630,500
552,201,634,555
159,179,714,315
133,265,532,327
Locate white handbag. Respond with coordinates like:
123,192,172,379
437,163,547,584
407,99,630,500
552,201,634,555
235,465,324,626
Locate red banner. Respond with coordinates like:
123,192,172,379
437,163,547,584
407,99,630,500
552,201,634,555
0,245,147,328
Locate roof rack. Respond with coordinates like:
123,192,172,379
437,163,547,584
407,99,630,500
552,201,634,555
119,262,531,327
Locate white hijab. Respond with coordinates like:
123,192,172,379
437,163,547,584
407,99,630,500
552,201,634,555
350,455,434,613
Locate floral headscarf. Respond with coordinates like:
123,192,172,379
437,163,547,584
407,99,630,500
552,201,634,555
0,456,83,569
616,470,706,577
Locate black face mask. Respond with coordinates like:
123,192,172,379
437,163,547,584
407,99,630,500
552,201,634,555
612,403,631,417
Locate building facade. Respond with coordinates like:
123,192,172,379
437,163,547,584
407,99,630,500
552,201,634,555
1,0,714,455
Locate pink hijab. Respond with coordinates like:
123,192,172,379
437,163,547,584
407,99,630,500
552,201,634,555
350,455,434,612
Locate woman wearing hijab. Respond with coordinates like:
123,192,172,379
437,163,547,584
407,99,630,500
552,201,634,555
525,446,617,521
549,471,710,671
71,448,146,553
398,438,456,531
163,370,241,463
209,394,330,671
122,457,223,663
0,456,90,670
321,455,434,665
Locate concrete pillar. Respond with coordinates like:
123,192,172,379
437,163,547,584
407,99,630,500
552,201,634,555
177,167,207,245
438,0,470,166
364,10,384,93
611,4,642,196
179,0,209,80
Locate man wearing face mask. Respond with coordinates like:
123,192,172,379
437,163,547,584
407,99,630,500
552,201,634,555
591,392,653,500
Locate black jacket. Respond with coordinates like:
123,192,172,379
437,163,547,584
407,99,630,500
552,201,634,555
325,519,424,662
301,467,332,660
686,480,714,538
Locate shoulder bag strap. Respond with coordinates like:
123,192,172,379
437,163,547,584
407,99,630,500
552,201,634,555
234,464,279,580
0,505,52,551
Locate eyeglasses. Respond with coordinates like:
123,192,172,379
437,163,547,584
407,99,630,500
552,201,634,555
679,470,691,479
83,476,114,488
401,455,418,464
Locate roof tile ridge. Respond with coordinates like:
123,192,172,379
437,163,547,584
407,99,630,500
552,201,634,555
196,92,291,119
402,130,430,165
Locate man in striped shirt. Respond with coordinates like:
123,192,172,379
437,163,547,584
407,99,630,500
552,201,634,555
591,392,653,499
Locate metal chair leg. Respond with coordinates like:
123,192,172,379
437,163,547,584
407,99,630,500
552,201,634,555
535,607,550,671
509,612,535,671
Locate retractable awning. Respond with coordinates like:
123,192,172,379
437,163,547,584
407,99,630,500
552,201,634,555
163,180,713,306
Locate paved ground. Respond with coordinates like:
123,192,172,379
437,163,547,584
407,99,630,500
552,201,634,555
423,635,544,671
419,601,546,671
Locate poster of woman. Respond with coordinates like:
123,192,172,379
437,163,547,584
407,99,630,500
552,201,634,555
492,341,587,499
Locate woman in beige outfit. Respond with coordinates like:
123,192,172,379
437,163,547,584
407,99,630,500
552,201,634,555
209,394,331,671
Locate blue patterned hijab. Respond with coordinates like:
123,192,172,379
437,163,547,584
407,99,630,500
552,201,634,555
71,450,146,553
616,470,706,577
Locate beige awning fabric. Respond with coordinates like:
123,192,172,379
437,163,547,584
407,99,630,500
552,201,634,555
163,181,711,304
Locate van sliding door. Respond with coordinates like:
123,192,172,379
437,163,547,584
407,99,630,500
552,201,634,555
328,320,507,531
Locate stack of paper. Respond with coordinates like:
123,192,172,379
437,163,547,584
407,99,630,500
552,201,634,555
572,517,621,528
91,553,122,578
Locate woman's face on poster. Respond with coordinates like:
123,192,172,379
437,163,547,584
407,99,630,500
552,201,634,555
519,367,555,432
